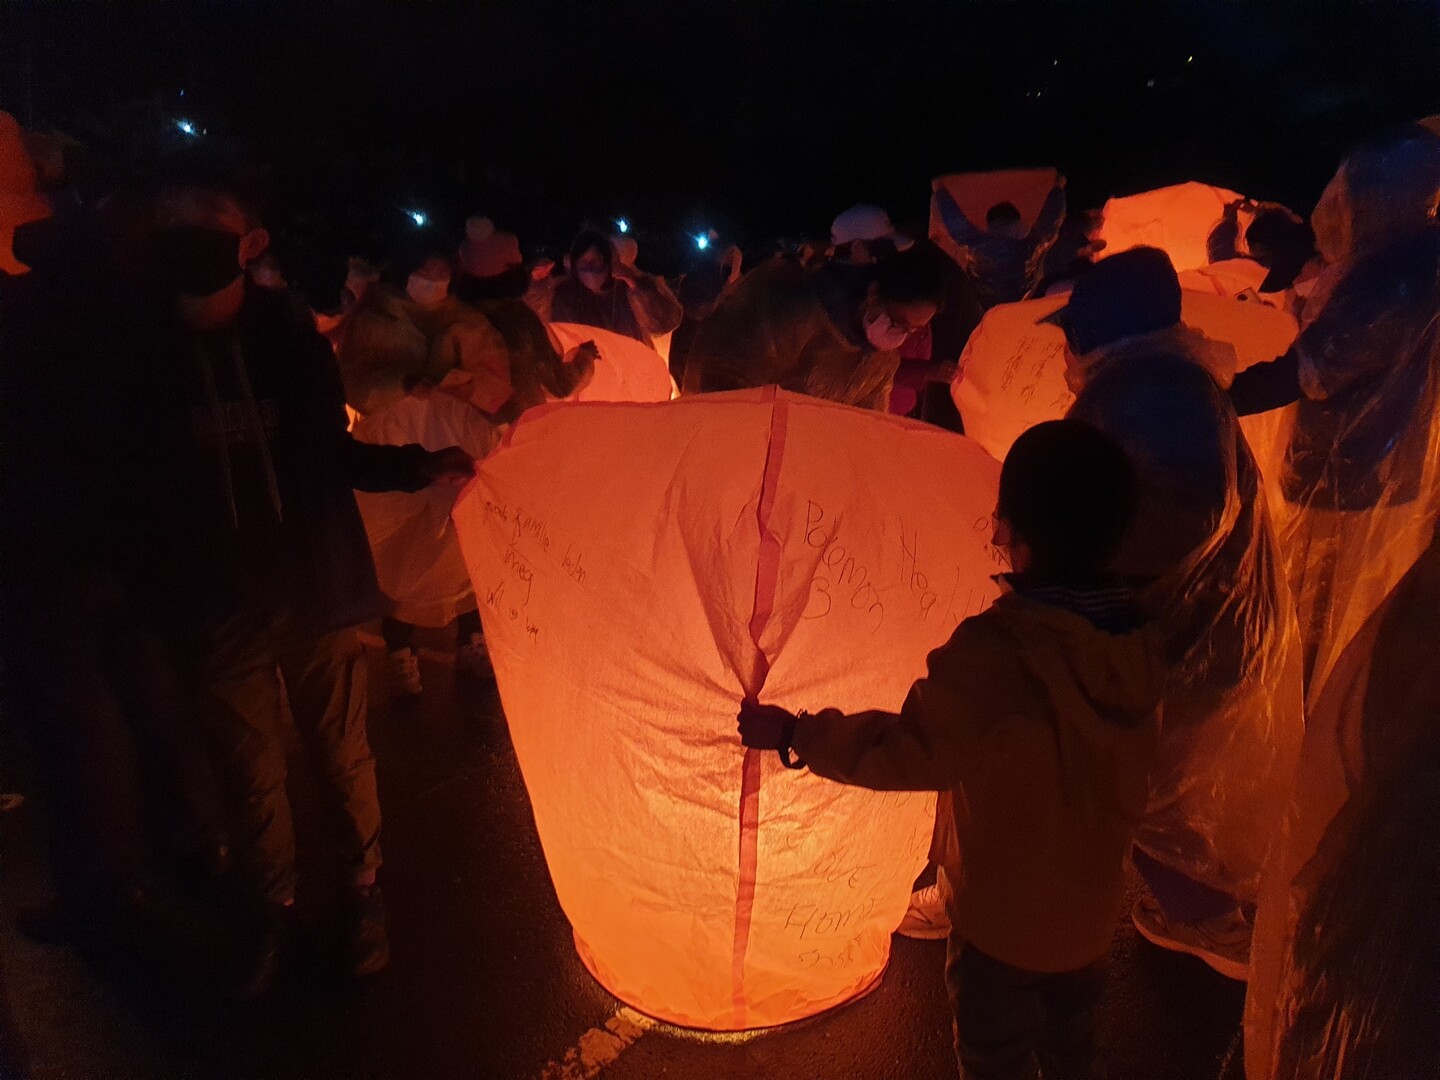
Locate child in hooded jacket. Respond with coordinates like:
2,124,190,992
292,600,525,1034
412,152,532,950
740,419,1165,1080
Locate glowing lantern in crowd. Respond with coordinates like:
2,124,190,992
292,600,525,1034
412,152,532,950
452,389,1004,1029
929,167,1062,265
1096,181,1246,272
548,322,677,402
0,112,52,276
353,392,501,627
950,290,1299,464
1178,257,1271,299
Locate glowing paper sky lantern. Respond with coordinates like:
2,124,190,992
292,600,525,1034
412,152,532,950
950,290,1299,464
1097,181,1246,273
549,321,677,402
452,388,1005,1029
353,392,501,627
0,111,51,276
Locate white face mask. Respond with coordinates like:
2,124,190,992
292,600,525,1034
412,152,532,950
577,268,609,294
864,308,910,351
345,270,374,302
407,274,449,307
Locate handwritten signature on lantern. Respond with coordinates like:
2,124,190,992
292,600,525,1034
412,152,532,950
784,896,882,942
803,501,1004,633
802,500,887,632
481,498,581,645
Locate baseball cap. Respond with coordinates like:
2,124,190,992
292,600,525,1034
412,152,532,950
1042,246,1182,355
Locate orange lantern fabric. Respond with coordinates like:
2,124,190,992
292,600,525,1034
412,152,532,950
0,112,51,276
547,321,676,402
451,388,1005,1029
1096,181,1245,273
353,391,501,627
1177,257,1271,299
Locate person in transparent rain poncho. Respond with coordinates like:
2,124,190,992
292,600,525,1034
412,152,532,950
1245,524,1440,1080
1049,248,1305,983
1229,120,1440,709
1240,121,1440,1080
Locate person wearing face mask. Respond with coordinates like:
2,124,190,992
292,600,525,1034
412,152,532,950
1,186,236,958
77,160,475,999
549,228,682,348
679,244,946,410
337,250,511,417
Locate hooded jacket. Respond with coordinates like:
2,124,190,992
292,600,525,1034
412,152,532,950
1069,335,1305,903
791,589,1165,973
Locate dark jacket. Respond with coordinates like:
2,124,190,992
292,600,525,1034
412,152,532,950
793,588,1164,973
147,286,432,633
3,249,430,637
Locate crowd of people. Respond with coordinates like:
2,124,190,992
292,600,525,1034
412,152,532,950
1,106,1437,1080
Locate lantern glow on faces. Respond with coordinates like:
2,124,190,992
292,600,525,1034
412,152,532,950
452,388,1005,1029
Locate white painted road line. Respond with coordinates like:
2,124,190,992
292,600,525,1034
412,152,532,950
537,1008,655,1080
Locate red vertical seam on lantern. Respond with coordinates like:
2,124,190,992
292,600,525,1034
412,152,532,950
731,385,791,1028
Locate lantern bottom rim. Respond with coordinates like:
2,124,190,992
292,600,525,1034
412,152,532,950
572,929,891,1033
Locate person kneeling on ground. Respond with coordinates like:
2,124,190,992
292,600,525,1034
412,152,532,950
739,420,1164,1080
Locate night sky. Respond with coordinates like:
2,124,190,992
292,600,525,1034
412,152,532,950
5,2,1438,273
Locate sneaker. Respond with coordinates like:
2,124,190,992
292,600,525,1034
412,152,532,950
1131,893,1250,981
389,648,422,696
896,882,951,940
345,884,390,978
456,632,492,678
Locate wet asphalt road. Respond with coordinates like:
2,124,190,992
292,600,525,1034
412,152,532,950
0,640,1247,1079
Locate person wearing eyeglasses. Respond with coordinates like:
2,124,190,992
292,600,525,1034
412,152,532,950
679,243,948,411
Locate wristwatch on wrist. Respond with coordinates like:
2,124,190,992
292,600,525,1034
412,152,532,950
778,713,806,770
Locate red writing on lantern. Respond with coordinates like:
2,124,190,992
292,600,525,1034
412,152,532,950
783,897,881,940
802,501,884,633
898,520,940,619
502,545,537,605
562,544,587,586
799,932,867,971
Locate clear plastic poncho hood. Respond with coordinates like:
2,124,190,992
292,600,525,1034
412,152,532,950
1278,226,1440,704
1246,528,1440,1079
1069,354,1305,904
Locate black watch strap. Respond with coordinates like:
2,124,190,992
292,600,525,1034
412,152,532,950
778,715,806,769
